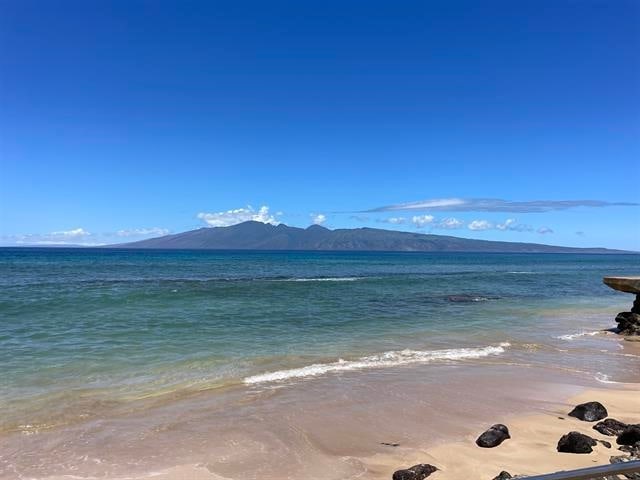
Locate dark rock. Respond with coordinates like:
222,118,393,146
381,442,400,447
447,294,493,303
616,312,640,336
594,418,628,436
492,472,513,480
598,440,612,448
619,441,640,456
617,425,640,445
610,455,640,479
392,464,438,480
476,424,511,448
568,401,608,422
557,431,597,454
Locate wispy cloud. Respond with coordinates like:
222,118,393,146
197,205,281,227
2,225,171,246
367,198,638,213
537,226,554,234
2,228,98,246
51,227,91,238
116,227,170,237
377,217,407,225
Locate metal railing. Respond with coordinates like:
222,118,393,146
521,459,640,480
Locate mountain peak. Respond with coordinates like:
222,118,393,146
306,224,329,231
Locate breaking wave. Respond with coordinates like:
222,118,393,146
556,331,601,341
244,343,511,385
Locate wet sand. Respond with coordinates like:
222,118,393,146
3,338,639,480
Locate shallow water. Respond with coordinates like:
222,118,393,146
1,249,639,479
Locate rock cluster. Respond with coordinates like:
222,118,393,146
390,399,639,479
616,311,640,336
602,277,640,336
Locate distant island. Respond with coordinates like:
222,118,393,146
113,221,629,253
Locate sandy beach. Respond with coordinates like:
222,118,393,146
35,348,640,480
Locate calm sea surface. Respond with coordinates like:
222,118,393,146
1,249,639,479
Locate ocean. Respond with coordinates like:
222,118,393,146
1,248,639,479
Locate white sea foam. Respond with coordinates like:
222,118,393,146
556,331,601,341
244,343,511,385
595,372,621,384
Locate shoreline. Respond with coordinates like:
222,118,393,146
32,368,640,480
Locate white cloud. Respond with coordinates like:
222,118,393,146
435,217,464,229
496,219,516,231
51,227,91,238
312,214,327,225
537,226,554,234
197,205,281,227
116,227,170,237
495,218,533,232
412,214,435,228
468,220,493,231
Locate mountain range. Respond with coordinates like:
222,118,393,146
114,221,628,253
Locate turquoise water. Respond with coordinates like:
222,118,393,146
1,249,639,431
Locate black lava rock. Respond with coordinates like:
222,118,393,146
491,472,513,480
616,312,640,336
617,425,640,446
476,424,511,448
619,441,640,456
557,431,597,454
392,464,438,480
593,418,628,436
568,401,608,422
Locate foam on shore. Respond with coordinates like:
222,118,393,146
244,343,510,384
555,330,602,341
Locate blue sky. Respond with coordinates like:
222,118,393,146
1,0,639,249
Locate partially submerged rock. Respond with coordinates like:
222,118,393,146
617,425,640,446
557,431,597,454
594,418,628,436
476,424,511,448
392,464,437,480
447,294,494,303
568,401,608,422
